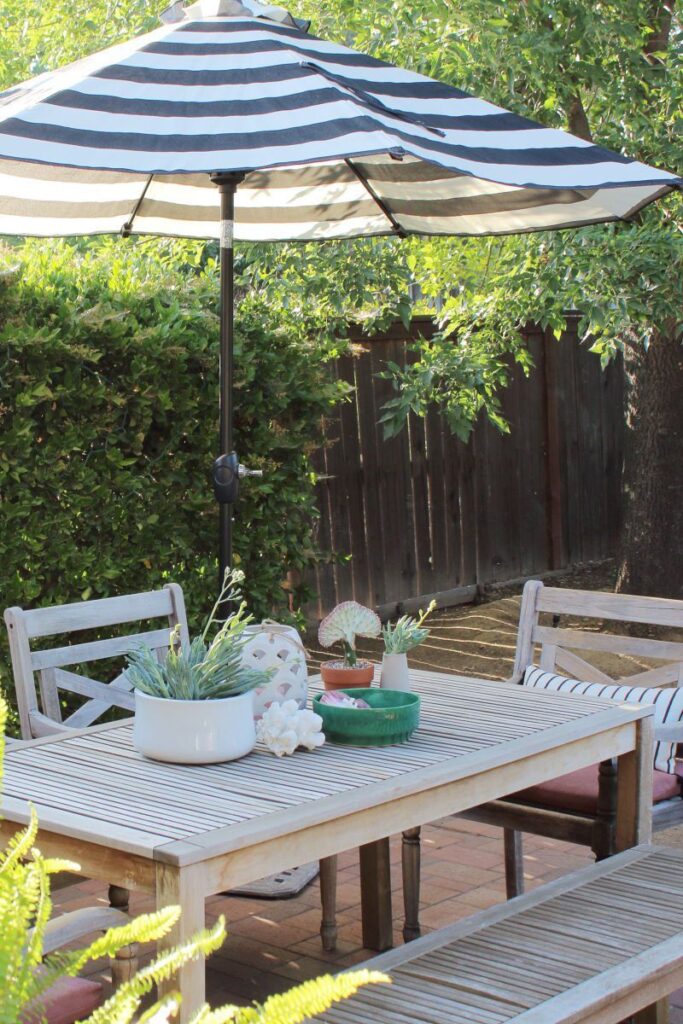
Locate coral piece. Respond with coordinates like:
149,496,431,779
256,699,325,757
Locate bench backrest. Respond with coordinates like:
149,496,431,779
5,584,189,740
513,580,683,688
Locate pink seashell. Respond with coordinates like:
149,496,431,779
319,692,370,709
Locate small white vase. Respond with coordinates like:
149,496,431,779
380,652,411,692
133,689,256,764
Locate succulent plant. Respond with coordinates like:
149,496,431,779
382,600,437,655
127,570,273,701
318,601,381,667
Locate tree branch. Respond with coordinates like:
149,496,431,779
568,94,593,142
644,1,675,63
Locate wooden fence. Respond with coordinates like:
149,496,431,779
308,316,624,619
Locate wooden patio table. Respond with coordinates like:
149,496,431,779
0,669,653,1021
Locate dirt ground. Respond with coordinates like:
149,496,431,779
305,562,620,679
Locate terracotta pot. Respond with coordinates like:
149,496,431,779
321,659,375,690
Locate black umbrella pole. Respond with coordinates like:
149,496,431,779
211,172,245,589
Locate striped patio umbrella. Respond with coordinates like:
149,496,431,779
0,0,679,575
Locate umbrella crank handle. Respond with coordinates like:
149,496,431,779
213,453,263,504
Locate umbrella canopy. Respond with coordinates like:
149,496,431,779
0,0,679,580
0,0,679,241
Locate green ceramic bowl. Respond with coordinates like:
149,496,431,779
313,688,420,746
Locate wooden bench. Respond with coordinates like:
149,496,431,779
317,846,683,1024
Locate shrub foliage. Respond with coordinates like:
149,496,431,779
0,238,344,725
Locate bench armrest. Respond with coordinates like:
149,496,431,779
27,710,71,738
39,907,131,954
655,724,683,744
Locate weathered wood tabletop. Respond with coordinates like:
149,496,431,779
0,669,653,1021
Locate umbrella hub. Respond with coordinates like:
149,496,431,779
161,0,310,31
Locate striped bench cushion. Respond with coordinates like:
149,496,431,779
523,665,683,773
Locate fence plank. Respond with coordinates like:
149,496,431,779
354,342,387,608
425,404,449,589
307,320,624,620
407,409,434,597
337,353,371,604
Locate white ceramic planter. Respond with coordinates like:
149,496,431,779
379,652,411,692
133,689,256,764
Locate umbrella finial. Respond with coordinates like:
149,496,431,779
159,1,186,23
179,0,310,31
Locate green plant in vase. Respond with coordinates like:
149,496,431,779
127,569,273,764
380,601,437,692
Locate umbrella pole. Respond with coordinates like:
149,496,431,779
211,172,245,587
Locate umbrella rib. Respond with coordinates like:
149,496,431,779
344,158,406,237
121,174,154,237
300,60,446,138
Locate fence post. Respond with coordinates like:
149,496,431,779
542,327,565,569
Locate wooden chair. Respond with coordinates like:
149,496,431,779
5,584,189,742
25,906,137,1024
464,579,683,898
4,584,190,911
4,586,347,950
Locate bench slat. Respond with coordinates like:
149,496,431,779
318,848,683,1024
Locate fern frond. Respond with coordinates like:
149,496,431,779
189,1006,240,1024
137,996,182,1024
234,970,390,1024
69,906,181,974
0,806,40,873
85,918,226,1024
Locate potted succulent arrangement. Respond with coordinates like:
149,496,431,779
380,600,437,692
127,570,272,764
318,601,381,689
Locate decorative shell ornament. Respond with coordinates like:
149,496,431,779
318,602,382,654
240,621,308,720
256,700,325,757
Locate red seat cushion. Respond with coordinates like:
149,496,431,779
511,763,681,816
21,977,102,1024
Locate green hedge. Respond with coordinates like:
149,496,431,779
0,238,344,730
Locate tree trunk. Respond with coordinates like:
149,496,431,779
616,0,679,599
616,328,683,598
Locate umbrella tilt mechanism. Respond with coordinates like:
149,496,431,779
213,453,263,506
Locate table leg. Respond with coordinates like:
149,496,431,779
634,1001,669,1024
402,827,421,942
615,714,654,853
360,838,393,951
155,862,207,1023
319,855,338,952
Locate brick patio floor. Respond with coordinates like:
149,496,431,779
52,814,683,1020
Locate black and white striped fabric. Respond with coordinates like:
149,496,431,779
523,665,683,774
0,0,679,241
